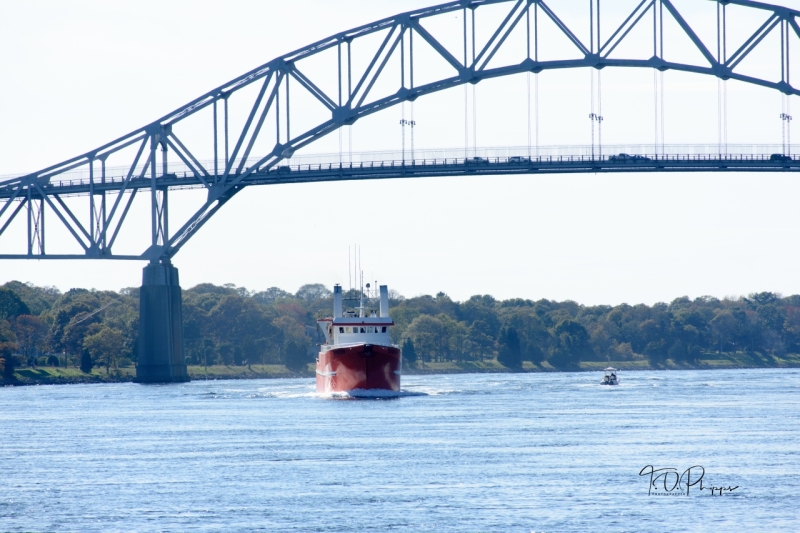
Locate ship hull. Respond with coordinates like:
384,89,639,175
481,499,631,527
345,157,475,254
316,343,401,393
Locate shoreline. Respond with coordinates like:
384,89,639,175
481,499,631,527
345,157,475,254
3,354,800,387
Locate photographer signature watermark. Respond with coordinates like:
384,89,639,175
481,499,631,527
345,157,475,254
639,465,739,496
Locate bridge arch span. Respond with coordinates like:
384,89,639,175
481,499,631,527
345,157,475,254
2,0,800,262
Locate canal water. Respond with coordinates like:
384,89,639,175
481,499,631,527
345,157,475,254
1,369,798,532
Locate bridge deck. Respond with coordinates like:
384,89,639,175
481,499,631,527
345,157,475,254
3,154,799,199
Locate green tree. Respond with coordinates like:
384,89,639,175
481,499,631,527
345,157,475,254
468,320,495,361
549,319,592,368
0,320,17,381
284,340,310,372
1,281,61,315
83,326,125,374
404,315,446,362
252,287,292,305
497,327,522,368
295,284,332,305
0,288,30,321
80,348,93,374
48,290,103,356
10,315,48,363
402,338,417,367
710,310,738,354
645,339,667,366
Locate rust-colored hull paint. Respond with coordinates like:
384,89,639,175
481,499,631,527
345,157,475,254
316,344,401,393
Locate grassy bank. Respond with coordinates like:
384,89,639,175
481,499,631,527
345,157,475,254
3,352,800,386
1,364,312,386
404,352,800,375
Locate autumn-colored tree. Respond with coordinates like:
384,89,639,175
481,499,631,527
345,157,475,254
11,315,48,363
0,320,18,381
83,326,125,374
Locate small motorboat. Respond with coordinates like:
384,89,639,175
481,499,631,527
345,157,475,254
601,367,620,386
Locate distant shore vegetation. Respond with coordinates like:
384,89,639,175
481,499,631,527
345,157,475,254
2,280,800,384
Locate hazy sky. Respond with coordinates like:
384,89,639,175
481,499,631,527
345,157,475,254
1,0,800,306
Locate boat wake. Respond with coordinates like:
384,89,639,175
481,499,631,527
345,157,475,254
318,388,428,400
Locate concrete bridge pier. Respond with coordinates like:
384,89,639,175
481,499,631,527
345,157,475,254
134,261,189,383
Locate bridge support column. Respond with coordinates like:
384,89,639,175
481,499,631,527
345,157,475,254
134,261,189,383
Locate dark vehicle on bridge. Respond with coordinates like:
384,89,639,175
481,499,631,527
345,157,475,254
770,154,793,162
508,156,531,163
466,157,489,164
609,153,653,162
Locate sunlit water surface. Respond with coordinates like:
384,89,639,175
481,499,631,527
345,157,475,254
1,369,798,532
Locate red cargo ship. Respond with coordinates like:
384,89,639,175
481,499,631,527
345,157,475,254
316,283,401,394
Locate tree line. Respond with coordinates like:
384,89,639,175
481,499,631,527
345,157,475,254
2,279,799,380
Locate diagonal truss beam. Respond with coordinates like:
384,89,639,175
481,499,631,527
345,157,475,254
726,14,781,70
538,1,590,56
661,0,717,67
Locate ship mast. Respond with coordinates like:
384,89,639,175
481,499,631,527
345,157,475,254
359,270,364,318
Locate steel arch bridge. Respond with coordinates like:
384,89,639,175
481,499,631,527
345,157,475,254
2,0,800,262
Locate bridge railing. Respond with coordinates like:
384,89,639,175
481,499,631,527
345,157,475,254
3,144,798,188
267,152,796,174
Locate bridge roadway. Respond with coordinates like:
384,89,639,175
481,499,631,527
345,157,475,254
3,153,799,199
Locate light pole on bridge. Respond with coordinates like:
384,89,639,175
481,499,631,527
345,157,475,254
400,118,416,164
781,113,793,156
590,113,604,160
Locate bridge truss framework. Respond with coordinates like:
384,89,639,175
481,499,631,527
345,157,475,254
2,0,800,262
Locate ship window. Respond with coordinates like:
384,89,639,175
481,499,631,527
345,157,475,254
382,327,387,333
339,327,344,333
360,327,366,333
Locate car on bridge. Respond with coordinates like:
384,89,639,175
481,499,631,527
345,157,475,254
508,156,531,163
770,154,793,162
466,157,489,165
609,153,653,162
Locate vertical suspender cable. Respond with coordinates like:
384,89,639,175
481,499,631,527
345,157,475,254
783,94,787,155
471,8,477,156
527,73,532,158
717,2,722,154
655,69,660,156
590,0,595,159
724,81,728,155
410,28,415,163
660,71,665,156
723,3,728,155
591,69,596,159
535,2,539,158
402,102,406,163
535,74,539,157
527,5,531,158
473,86,477,156
411,101,415,162
348,41,353,163
338,42,343,166
786,20,792,157
599,70,603,159
464,8,469,158
660,0,664,156
401,28,406,164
